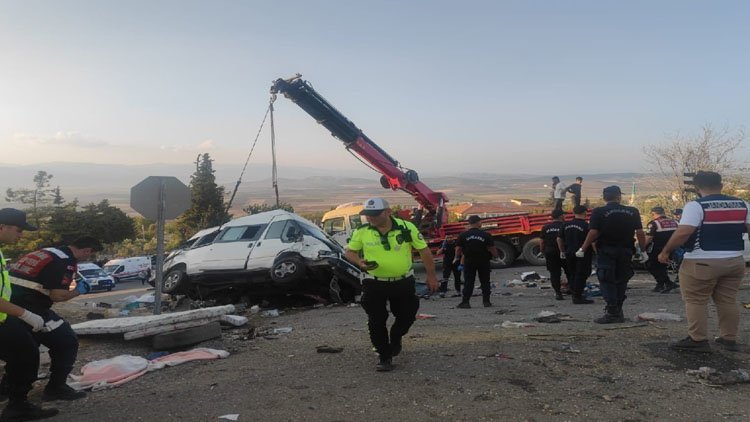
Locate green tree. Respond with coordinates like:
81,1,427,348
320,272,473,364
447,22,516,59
47,199,134,244
5,170,55,227
179,153,230,234
243,201,294,215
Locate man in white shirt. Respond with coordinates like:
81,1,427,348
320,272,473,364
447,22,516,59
551,176,567,212
658,171,750,353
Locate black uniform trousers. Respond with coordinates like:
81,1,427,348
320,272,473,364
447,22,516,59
1,309,79,391
360,277,419,360
440,250,462,293
596,246,635,310
0,317,40,402
554,199,564,212
544,252,564,294
462,261,492,301
647,250,671,288
565,252,592,296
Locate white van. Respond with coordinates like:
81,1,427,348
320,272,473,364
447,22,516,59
156,209,362,302
103,256,152,284
320,203,366,247
75,262,116,292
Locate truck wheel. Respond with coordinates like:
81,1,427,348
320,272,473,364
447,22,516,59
163,268,188,294
521,238,546,266
492,241,517,268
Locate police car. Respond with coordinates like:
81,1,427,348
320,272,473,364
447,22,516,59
75,262,116,292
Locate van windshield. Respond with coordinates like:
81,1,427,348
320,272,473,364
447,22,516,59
102,265,119,274
81,268,109,278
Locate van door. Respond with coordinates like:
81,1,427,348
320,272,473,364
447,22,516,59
248,218,300,270
196,224,267,271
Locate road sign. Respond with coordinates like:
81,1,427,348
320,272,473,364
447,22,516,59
130,176,191,315
131,176,191,220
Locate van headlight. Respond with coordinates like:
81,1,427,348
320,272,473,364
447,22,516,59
318,250,337,258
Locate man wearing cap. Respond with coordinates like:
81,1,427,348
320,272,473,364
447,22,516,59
644,206,678,293
455,215,499,308
0,209,59,421
2,236,102,402
578,186,647,324
658,171,750,352
540,209,566,300
345,198,438,372
558,205,594,304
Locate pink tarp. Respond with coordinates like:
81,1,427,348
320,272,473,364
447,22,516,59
68,348,229,391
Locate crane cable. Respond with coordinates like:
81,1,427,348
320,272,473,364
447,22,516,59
225,95,276,213
270,96,280,207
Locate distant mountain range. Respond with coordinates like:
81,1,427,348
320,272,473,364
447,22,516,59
0,162,647,213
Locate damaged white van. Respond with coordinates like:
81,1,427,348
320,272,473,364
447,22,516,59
154,210,362,303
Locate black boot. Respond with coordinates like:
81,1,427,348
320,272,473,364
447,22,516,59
456,300,471,309
652,284,664,293
42,384,86,402
1,400,58,421
555,292,564,300
482,295,492,307
661,282,678,293
572,294,594,304
594,305,625,324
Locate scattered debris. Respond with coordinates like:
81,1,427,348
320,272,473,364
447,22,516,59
261,309,281,317
636,312,682,322
603,323,649,331
555,343,580,353
520,272,542,281
494,309,512,315
498,321,536,328
220,315,249,327
416,313,436,320
687,366,750,386
249,305,261,314
272,327,293,334
743,303,750,310
316,345,344,353
218,415,239,421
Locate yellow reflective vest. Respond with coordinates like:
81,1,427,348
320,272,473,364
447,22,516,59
0,249,10,322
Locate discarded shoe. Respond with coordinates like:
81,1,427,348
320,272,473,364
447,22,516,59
483,301,493,308
715,337,740,352
456,301,471,309
669,336,712,353
42,384,86,402
376,358,393,372
0,400,58,421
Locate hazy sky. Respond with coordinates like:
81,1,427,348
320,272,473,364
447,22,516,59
1,0,748,175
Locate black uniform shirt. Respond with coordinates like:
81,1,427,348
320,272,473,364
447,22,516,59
9,246,78,316
540,221,564,254
567,183,582,197
646,216,678,253
589,202,643,249
457,228,493,265
559,218,589,254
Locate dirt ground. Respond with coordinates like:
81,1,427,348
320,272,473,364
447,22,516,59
15,264,750,421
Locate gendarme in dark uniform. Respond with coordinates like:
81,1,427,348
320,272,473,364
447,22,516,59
645,207,678,293
559,205,593,304
455,215,499,308
540,209,566,300
578,186,646,324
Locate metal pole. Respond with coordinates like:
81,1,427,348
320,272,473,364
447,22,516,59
154,178,166,315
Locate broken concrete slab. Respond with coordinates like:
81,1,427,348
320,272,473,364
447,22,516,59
71,305,235,340
152,322,222,350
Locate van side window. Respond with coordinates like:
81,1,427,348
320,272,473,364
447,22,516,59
323,217,345,235
193,230,219,248
349,215,364,230
115,266,124,274
282,222,302,243
264,220,289,240
217,225,266,242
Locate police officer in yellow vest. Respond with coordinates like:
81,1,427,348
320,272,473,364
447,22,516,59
345,198,438,372
0,209,59,421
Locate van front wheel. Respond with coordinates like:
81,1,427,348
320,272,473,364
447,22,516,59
163,269,188,294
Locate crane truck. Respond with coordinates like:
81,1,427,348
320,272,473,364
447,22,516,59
271,74,563,267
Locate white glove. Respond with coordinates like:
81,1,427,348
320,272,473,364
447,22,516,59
19,310,45,332
575,248,585,258
639,251,649,263
559,252,566,259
